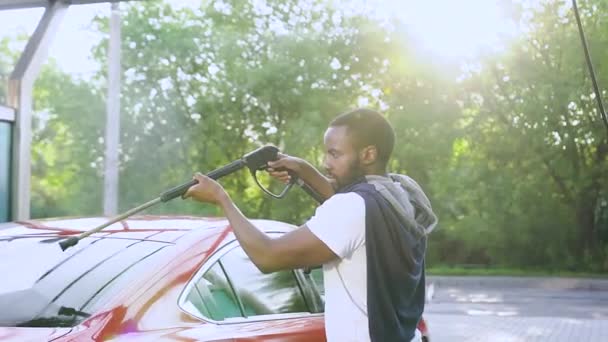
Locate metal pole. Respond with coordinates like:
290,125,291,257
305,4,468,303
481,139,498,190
58,197,161,250
8,0,68,220
0,107,13,222
103,2,121,216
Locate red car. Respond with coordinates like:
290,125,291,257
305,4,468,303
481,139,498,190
0,216,429,341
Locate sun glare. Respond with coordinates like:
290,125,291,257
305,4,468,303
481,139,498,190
374,0,519,60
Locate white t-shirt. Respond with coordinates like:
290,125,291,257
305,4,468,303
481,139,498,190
306,192,423,342
306,192,369,342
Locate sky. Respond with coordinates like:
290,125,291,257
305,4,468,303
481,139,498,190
0,0,519,78
0,4,105,78
382,0,519,59
0,0,201,78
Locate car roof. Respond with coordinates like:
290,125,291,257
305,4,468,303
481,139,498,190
0,215,299,327
0,216,298,243
0,215,234,243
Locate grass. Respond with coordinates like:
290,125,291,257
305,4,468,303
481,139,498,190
426,265,608,279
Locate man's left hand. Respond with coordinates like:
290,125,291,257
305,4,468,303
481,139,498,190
184,172,228,205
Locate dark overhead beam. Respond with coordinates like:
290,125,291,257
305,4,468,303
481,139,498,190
0,0,136,11
0,0,48,10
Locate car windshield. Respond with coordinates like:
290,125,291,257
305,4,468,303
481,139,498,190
0,236,170,327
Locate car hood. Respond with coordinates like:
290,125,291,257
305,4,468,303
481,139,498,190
0,327,71,341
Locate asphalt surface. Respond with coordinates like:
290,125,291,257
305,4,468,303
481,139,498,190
424,276,608,341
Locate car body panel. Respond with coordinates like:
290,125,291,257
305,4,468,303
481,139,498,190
1,217,326,341
0,327,72,342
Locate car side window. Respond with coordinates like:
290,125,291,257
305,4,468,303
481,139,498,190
219,247,309,316
182,245,317,322
183,262,242,321
307,267,325,304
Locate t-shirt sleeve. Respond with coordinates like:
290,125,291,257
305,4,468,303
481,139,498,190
306,192,366,259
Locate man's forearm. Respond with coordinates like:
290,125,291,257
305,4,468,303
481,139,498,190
217,193,274,272
296,160,335,200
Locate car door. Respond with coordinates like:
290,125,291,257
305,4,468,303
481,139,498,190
179,240,326,341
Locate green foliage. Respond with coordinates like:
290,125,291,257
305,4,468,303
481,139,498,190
438,0,608,270
2,0,606,271
0,37,17,103
30,62,106,218
427,265,608,278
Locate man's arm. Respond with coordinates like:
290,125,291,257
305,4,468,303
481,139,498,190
267,155,336,200
294,159,337,200
218,193,338,273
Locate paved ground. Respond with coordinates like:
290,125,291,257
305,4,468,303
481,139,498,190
424,276,608,341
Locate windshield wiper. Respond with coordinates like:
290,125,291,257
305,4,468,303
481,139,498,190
58,306,90,318
15,306,90,328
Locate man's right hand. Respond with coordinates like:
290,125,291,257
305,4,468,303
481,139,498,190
267,153,303,184
268,152,335,201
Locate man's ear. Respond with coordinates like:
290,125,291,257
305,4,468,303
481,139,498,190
360,145,378,165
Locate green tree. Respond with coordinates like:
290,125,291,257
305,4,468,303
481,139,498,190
90,0,461,223
30,61,106,218
5,0,605,272
445,0,608,270
0,35,106,218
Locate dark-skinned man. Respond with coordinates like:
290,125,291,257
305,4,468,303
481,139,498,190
185,108,437,342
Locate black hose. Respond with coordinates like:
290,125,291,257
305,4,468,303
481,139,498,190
572,0,608,141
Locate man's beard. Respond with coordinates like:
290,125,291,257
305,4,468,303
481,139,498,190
335,157,365,189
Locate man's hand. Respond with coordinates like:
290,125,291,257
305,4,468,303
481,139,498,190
266,153,303,184
184,172,228,205
267,152,335,200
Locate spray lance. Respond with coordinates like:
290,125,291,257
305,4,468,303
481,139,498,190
52,145,311,251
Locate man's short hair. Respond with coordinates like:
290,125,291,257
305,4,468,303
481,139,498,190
329,108,395,166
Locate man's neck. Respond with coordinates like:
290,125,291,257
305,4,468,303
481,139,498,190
363,166,388,177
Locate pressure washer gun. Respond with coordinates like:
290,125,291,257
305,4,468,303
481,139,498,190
56,145,300,251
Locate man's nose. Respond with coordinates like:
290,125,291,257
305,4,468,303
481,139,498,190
322,156,331,173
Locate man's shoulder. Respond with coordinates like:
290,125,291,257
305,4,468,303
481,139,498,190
338,181,377,196
324,191,365,207
315,192,365,220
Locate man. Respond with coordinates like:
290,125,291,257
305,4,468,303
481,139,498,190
185,108,437,342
